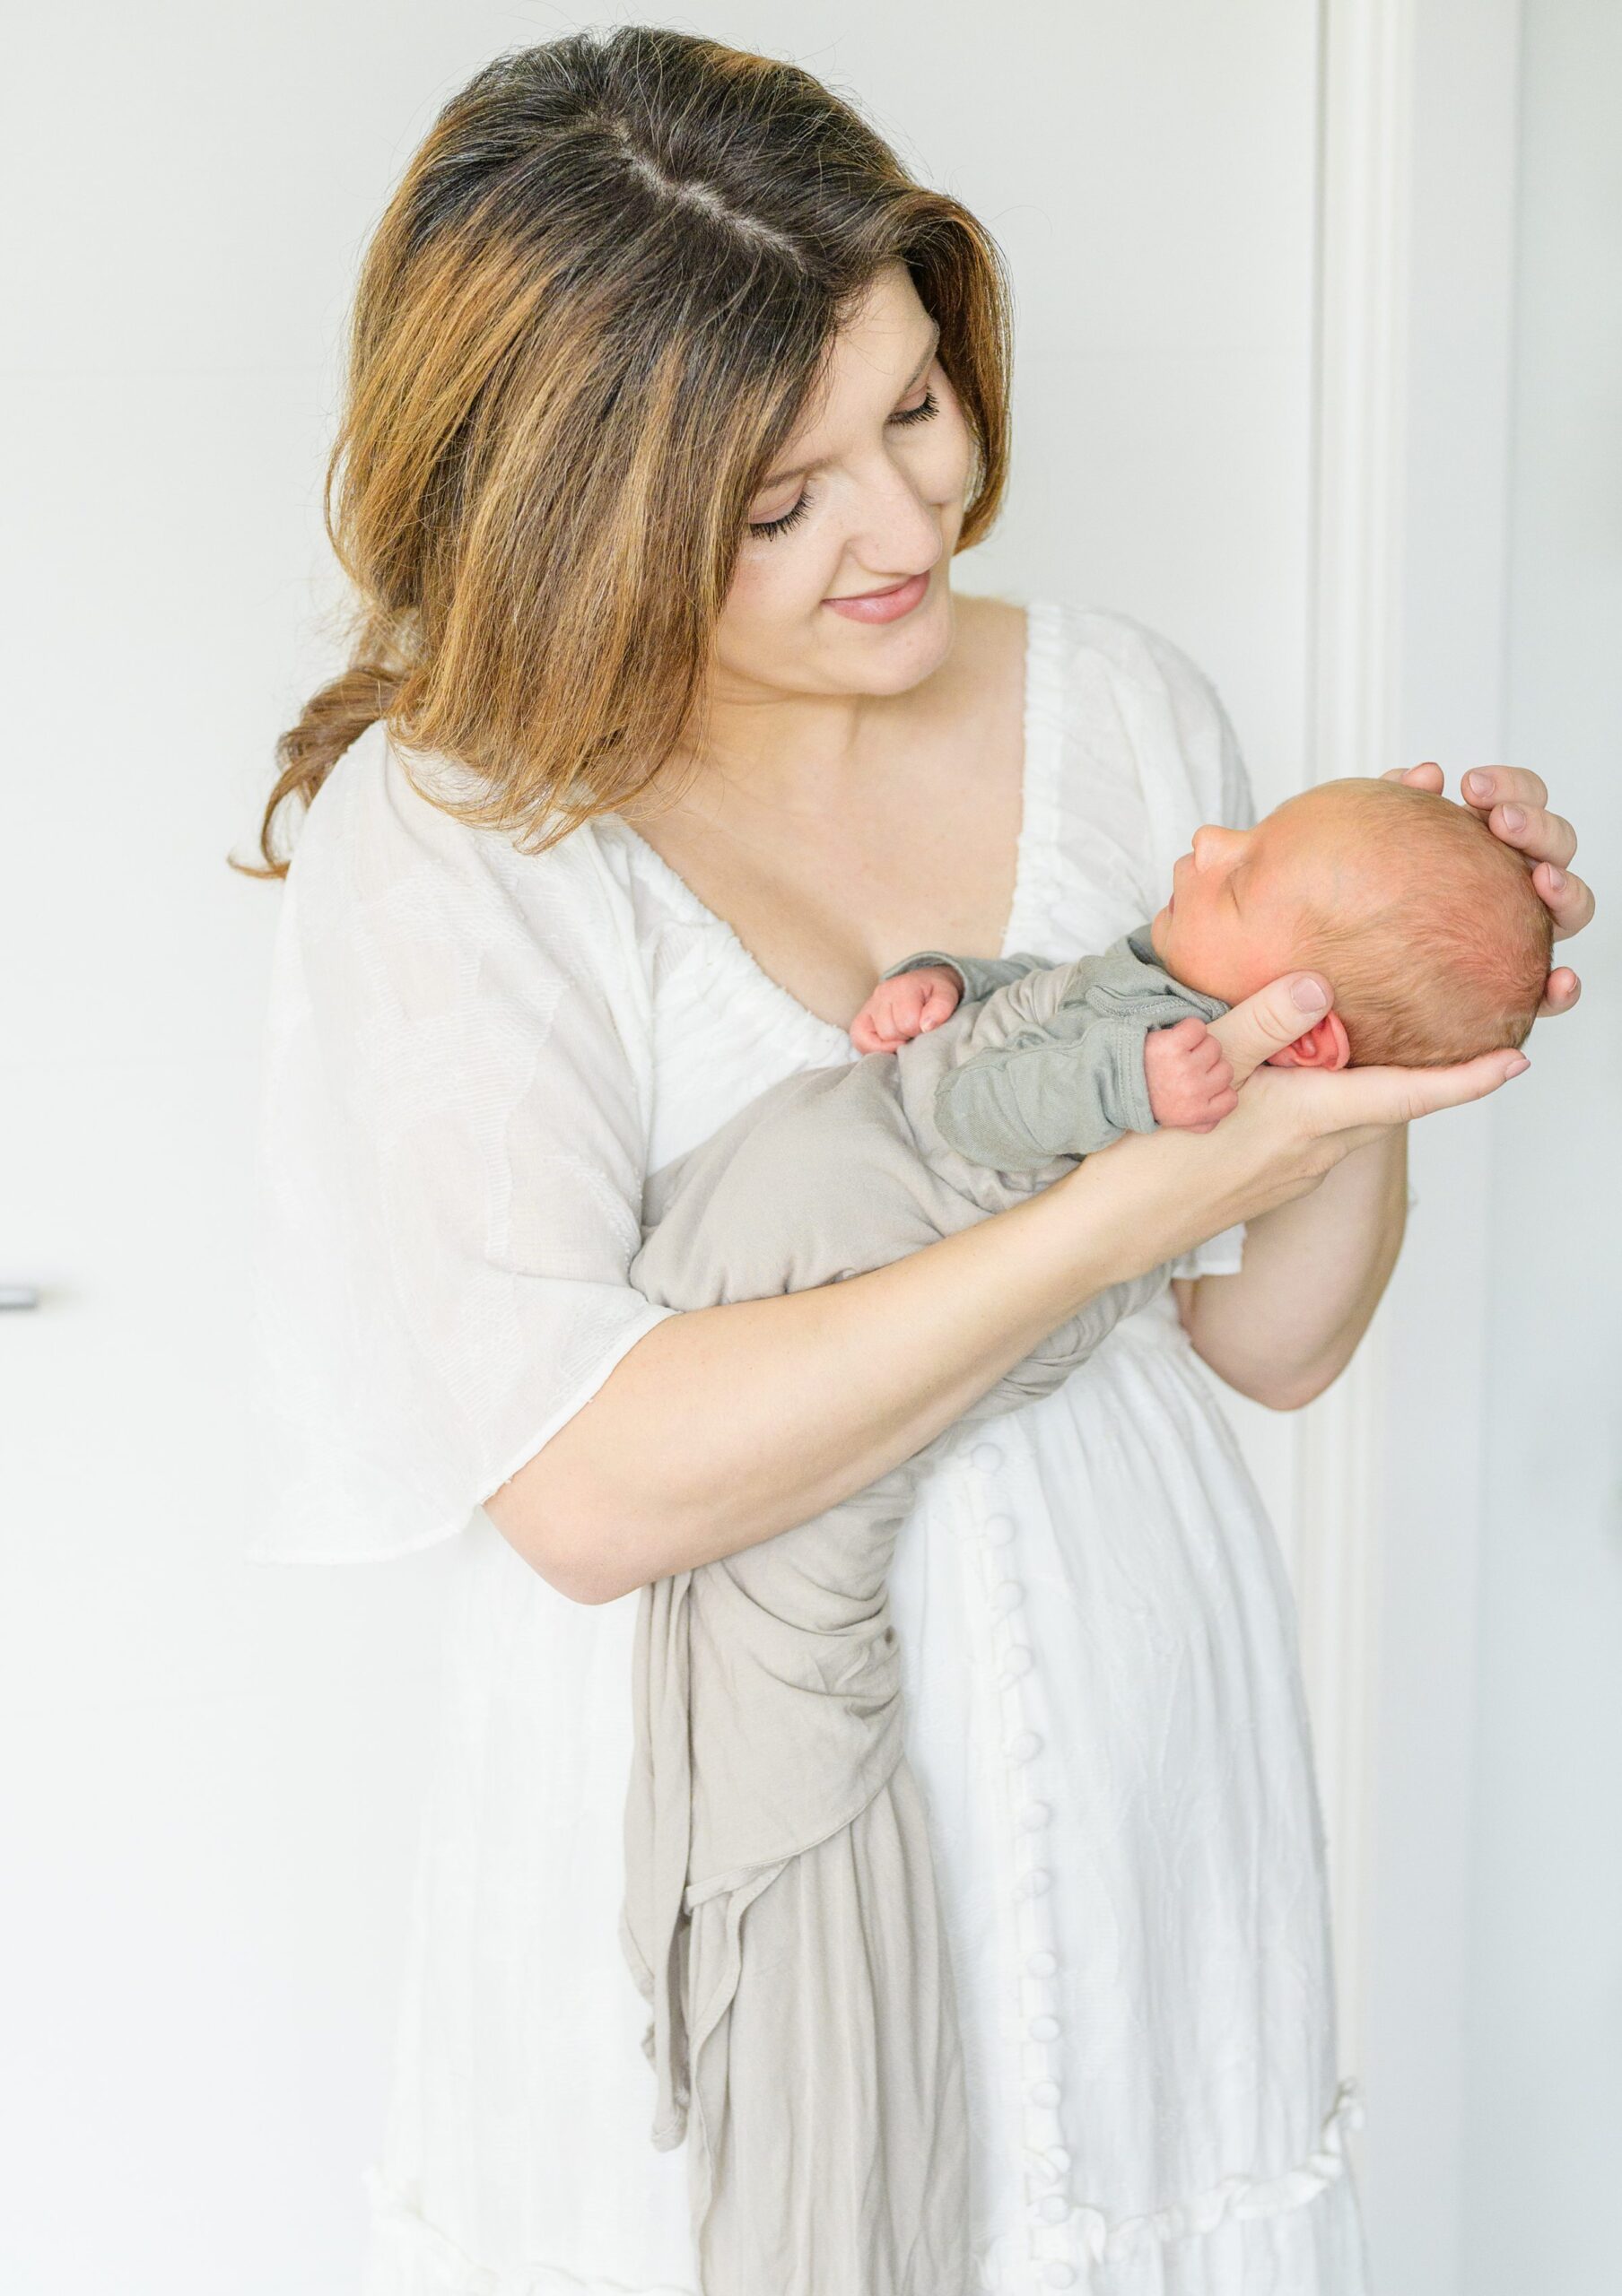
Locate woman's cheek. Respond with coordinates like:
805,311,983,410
726,532,833,626
718,533,852,684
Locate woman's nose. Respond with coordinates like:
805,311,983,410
844,457,947,565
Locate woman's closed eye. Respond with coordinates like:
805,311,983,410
747,386,941,540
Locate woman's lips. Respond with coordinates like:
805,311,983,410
824,570,929,622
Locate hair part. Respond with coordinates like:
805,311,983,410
1291,779,1551,1065
233,25,1014,880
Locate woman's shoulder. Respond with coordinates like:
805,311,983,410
1033,597,1236,739
283,719,638,966
267,720,657,1074
1031,596,1253,835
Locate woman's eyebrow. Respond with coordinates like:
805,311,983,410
759,317,942,489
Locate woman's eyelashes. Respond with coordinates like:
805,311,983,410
746,387,941,539
749,491,814,541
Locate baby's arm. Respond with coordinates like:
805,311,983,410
850,947,1053,1056
933,939,1234,1170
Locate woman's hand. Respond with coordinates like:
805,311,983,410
1204,970,1529,1188
1382,761,1591,1014
1067,973,1530,1284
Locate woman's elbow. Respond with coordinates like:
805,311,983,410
542,1539,630,1607
1221,1356,1347,1413
482,1474,632,1606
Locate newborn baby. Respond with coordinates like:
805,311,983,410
854,776,1552,1160
618,775,1548,2296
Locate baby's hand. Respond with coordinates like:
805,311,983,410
1143,1016,1238,1133
850,965,964,1054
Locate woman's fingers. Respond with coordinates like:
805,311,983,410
1392,763,1593,953
1481,799,1579,871
1461,765,1550,813
1538,964,1582,1018
1206,973,1336,1087
1311,1045,1530,1130
1530,862,1595,943
1399,764,1577,872
1382,761,1443,793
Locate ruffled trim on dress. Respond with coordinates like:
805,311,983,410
1075,2079,1364,2262
973,2080,1366,2290
597,815,858,1072
361,2083,1363,2294
361,2163,700,2296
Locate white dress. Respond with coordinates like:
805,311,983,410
246,596,1370,2296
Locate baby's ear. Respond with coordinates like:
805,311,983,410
1266,1012,1352,1070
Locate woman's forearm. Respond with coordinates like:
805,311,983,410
1174,1125,1409,1409
490,1004,1477,1599
489,1166,1135,1603
493,1055,1367,1603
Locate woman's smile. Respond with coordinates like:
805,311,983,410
823,569,930,622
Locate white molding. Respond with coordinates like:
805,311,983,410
1294,0,1417,2080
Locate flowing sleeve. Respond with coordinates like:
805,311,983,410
242,726,676,1565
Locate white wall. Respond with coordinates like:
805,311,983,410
1353,5,1523,2286
1458,4,1622,2287
1344,10,1622,2293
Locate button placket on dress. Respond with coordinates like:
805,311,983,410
957,1424,1081,2292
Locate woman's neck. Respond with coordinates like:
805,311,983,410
622,594,1007,835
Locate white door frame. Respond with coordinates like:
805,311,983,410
1297,4,1522,2281
1295,0,1417,2079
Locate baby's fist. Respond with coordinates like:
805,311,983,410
1143,1016,1237,1133
850,964,963,1054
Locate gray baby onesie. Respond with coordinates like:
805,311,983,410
877,924,1229,1164
619,927,1225,2296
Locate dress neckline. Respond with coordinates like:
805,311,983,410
604,596,1062,1057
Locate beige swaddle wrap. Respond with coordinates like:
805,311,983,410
620,943,1216,2295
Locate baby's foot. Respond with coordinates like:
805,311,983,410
850,965,964,1055
1143,1016,1238,1133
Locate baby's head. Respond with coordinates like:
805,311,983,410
1147,778,1551,1067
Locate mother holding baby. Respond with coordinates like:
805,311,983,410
243,29,1591,2296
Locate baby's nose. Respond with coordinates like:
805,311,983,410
1193,823,1239,868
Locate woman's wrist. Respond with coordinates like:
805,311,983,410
1038,1145,1191,1295
1041,1121,1268,1292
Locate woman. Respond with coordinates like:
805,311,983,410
241,28,1589,2296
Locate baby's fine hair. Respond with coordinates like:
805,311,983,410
1292,778,1551,1065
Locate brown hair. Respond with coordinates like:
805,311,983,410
231,25,1013,880
1290,779,1551,1064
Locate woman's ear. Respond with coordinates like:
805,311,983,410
1266,1012,1353,1070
